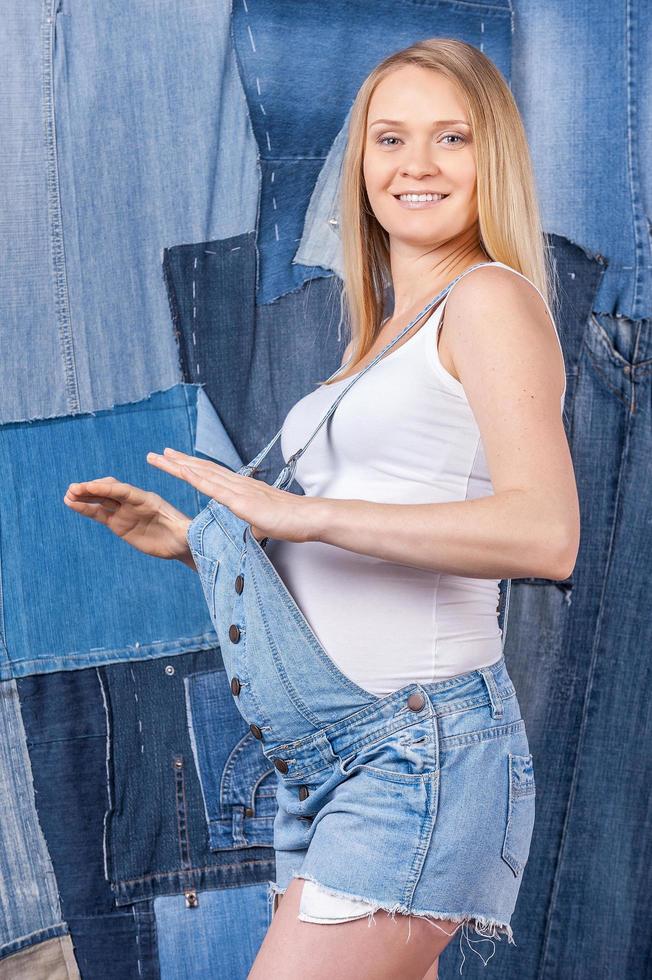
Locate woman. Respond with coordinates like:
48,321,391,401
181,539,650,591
64,39,579,980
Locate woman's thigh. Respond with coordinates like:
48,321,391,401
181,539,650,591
248,878,455,980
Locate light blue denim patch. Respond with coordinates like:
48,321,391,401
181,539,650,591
511,0,652,318
154,883,270,980
0,383,225,679
1,0,258,423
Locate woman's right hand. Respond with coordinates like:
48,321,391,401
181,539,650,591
64,477,197,569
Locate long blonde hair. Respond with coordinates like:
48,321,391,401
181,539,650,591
322,37,558,385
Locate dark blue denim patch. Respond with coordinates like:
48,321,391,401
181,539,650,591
16,668,159,977
98,649,276,906
66,904,160,980
230,0,512,304
154,883,270,980
486,236,652,979
163,232,348,486
185,668,277,850
0,384,220,680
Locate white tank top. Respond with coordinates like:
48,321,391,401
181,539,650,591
265,261,566,697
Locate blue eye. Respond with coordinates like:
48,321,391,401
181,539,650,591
377,133,466,147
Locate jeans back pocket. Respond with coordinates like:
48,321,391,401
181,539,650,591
185,667,277,850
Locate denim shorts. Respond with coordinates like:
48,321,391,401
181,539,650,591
267,653,534,964
187,498,536,972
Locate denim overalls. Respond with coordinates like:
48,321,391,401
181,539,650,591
185,261,534,969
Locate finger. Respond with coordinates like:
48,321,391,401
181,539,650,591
63,496,116,524
161,448,229,471
66,478,136,502
150,455,227,499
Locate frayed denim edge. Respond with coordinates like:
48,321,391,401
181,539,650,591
267,873,515,975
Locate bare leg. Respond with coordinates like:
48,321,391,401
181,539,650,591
421,956,439,979
249,879,456,980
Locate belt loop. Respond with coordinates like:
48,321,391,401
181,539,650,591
479,666,503,719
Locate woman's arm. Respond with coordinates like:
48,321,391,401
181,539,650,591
302,266,580,581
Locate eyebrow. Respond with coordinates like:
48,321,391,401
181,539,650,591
368,118,470,129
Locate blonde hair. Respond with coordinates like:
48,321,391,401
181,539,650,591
322,37,558,385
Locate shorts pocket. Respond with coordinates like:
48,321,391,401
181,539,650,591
501,752,536,877
338,717,438,783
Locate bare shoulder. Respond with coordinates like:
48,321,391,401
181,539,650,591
445,263,555,335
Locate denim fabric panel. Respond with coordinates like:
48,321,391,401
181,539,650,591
292,107,350,279
0,1,258,425
499,291,652,973
231,0,512,304
163,234,348,486
154,883,270,980
185,668,277,850
194,387,243,470
511,0,652,319
0,384,221,680
0,680,69,959
66,904,160,980
17,668,162,978
0,5,69,424
98,649,276,906
0,936,80,980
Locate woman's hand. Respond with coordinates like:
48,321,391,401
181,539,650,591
145,448,320,544
63,477,196,568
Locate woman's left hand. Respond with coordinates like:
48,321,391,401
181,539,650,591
147,448,320,544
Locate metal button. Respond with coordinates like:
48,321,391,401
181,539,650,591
230,676,241,696
235,574,244,594
244,807,254,817
298,785,309,801
407,691,426,712
273,757,289,774
164,664,175,676
228,624,241,643
250,723,263,740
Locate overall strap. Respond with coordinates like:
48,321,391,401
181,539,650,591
238,261,495,491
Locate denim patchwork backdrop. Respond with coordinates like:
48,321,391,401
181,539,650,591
154,883,271,980
494,240,652,980
17,666,160,978
163,232,349,487
449,237,652,980
0,0,258,424
98,652,276,907
0,680,75,965
18,653,275,978
295,2,652,321
511,0,652,319
230,0,512,304
0,383,236,679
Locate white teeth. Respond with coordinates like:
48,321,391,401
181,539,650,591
398,193,446,202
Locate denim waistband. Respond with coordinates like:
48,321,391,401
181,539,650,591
263,657,515,781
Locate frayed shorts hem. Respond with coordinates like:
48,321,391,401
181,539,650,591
267,873,516,971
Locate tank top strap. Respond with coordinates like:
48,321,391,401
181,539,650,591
238,261,496,490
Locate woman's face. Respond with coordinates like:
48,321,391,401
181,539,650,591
363,65,479,249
